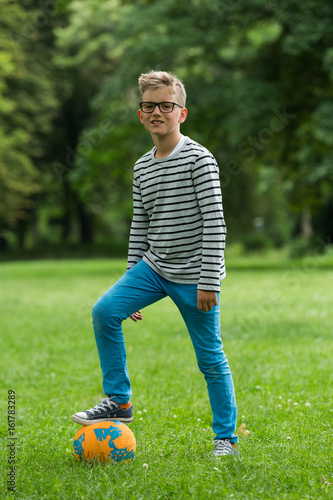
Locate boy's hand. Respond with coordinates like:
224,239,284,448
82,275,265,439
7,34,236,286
129,310,143,322
197,290,218,312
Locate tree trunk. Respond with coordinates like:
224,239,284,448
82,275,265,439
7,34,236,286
301,208,313,239
61,180,73,243
77,201,94,243
16,218,28,249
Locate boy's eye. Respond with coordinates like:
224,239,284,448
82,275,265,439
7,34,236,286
160,103,173,111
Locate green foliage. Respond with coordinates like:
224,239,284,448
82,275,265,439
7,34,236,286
51,0,333,244
1,0,333,249
243,233,273,252
287,236,327,259
0,1,39,227
0,0,59,231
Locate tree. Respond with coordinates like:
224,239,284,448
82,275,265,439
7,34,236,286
54,0,333,245
3,0,331,252
0,0,59,247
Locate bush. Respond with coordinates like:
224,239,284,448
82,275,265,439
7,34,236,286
288,236,325,259
243,233,273,252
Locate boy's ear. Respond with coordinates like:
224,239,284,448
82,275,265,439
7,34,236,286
138,109,143,123
179,107,188,124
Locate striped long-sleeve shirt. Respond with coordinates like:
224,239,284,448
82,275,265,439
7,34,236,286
127,136,226,292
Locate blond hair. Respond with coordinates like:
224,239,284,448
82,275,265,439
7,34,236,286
138,71,186,107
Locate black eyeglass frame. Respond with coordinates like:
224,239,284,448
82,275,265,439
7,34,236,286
139,101,183,113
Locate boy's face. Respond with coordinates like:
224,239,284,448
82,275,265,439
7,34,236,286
138,87,187,139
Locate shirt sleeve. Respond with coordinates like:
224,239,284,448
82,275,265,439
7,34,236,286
192,153,226,291
127,173,150,269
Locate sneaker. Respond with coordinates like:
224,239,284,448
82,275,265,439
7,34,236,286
212,439,239,457
71,397,133,425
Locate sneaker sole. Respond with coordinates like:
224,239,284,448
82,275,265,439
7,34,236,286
212,449,239,458
71,414,133,425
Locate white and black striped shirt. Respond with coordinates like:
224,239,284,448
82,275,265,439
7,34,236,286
127,136,226,291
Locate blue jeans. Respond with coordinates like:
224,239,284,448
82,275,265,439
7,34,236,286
92,260,238,442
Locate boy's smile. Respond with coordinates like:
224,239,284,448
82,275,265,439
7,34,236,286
151,118,164,127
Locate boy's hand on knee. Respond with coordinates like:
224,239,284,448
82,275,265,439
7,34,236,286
197,290,218,312
129,310,143,322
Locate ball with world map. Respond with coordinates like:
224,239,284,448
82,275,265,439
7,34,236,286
73,420,136,463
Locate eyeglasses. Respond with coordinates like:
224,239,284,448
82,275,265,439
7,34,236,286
139,101,183,113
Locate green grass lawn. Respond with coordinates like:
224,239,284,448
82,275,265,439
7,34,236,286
1,256,333,499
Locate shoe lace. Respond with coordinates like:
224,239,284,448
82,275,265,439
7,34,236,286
213,439,234,456
87,397,117,415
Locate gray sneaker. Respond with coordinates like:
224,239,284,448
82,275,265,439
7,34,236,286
72,397,133,425
212,439,239,457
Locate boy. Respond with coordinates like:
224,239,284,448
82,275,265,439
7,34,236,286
72,71,239,457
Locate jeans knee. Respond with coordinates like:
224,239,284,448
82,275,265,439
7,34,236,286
92,299,110,327
92,300,103,322
92,297,122,331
